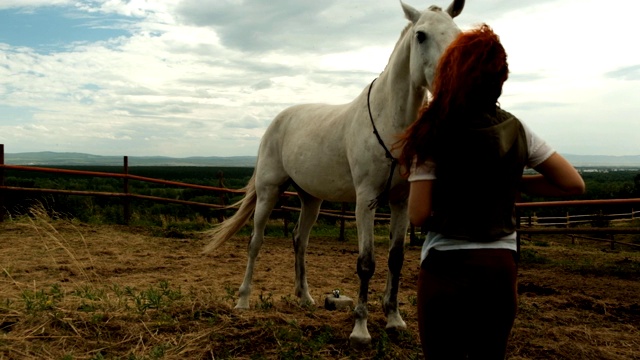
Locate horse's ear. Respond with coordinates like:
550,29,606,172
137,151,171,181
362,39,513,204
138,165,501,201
446,0,465,18
400,1,421,24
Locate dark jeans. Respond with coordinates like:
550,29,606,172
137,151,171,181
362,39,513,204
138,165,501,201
417,249,518,360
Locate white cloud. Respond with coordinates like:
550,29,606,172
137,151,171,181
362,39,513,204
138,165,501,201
0,0,638,157
0,0,72,10
606,65,640,81
224,115,263,129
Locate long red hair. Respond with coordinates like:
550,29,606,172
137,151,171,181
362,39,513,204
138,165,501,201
397,24,509,170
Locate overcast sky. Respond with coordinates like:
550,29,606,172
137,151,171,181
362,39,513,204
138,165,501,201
0,0,638,158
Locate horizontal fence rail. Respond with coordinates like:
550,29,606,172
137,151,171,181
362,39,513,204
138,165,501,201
519,210,640,227
1,164,245,194
1,145,639,247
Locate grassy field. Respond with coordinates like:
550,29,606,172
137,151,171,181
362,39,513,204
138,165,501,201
1,209,639,359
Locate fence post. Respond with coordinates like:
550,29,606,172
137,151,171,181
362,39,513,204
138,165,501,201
339,202,347,241
566,212,570,228
217,171,225,223
409,224,420,246
123,156,130,225
610,234,615,250
0,144,4,223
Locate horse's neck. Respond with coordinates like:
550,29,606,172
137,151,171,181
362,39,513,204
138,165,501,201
371,39,426,133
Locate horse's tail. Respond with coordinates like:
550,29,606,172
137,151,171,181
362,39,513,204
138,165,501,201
202,174,257,254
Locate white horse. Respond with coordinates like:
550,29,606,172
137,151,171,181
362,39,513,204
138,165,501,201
203,0,464,346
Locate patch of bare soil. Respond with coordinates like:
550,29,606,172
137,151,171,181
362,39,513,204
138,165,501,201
0,218,638,359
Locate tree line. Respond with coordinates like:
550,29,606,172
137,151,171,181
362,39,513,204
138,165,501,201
2,166,639,226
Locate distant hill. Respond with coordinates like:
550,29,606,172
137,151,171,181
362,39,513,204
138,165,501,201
4,151,257,167
3,151,640,168
561,154,640,167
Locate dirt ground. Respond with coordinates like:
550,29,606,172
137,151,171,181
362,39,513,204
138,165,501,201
0,217,639,359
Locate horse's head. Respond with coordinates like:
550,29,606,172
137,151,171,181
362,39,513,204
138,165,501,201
401,0,464,92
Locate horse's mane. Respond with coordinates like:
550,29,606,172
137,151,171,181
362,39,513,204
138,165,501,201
399,22,413,40
381,23,412,73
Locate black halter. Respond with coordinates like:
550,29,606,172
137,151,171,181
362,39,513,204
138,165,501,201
367,78,398,210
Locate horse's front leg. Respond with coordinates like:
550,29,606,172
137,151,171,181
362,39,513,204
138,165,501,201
383,198,409,330
349,198,376,347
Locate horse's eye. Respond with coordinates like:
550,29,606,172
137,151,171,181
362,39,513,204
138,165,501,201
416,31,427,44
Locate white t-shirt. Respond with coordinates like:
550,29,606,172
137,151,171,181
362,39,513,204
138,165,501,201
408,121,556,263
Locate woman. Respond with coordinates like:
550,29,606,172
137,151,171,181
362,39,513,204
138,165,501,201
396,25,585,359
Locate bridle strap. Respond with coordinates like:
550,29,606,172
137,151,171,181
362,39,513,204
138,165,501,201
367,78,395,161
367,78,398,210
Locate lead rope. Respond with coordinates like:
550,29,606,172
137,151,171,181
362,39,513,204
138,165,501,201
367,78,398,210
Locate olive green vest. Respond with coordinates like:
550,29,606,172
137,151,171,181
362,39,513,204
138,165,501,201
427,108,528,241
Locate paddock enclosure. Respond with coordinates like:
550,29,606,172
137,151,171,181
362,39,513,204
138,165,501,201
1,215,638,359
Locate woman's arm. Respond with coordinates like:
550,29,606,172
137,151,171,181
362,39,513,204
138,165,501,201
521,153,585,197
408,180,434,226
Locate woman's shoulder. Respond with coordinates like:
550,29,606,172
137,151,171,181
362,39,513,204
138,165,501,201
496,107,519,122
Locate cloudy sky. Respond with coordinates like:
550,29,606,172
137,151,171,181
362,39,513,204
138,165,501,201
0,0,638,158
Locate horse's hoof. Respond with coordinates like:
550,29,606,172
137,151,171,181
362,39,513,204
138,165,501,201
385,312,407,330
349,323,372,349
234,299,250,309
385,321,407,330
299,293,316,307
349,334,372,349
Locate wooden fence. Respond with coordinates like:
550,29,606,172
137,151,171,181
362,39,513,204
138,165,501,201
1,145,640,248
518,205,638,228
0,146,387,240
515,199,640,249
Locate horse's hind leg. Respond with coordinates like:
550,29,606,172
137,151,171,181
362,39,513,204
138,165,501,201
383,198,409,330
235,182,282,309
292,189,322,306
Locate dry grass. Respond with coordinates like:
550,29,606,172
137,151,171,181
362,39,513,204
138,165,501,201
1,209,639,359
